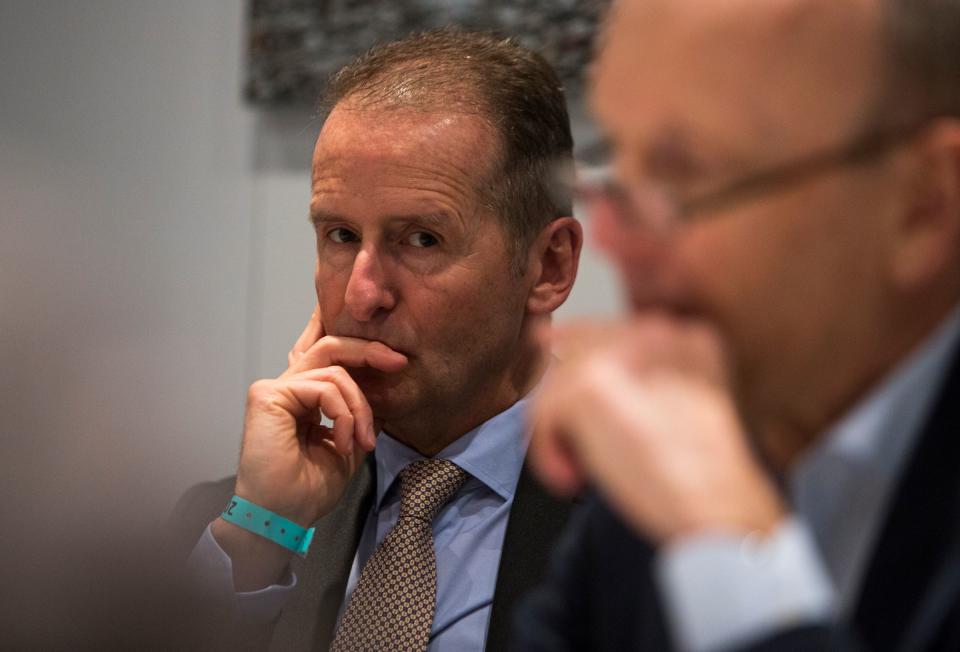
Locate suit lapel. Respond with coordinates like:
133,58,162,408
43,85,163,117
854,348,960,651
269,458,375,652
898,506,960,652
486,464,573,651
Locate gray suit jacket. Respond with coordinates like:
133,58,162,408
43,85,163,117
174,458,571,651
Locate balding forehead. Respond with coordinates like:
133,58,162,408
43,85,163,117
766,0,882,43
623,0,880,24
594,0,886,159
608,0,883,50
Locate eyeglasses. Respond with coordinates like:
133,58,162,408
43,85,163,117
574,120,930,232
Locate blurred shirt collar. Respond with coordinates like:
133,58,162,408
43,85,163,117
808,302,960,473
792,302,960,605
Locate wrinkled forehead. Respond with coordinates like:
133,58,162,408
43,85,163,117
593,0,885,166
310,104,503,221
312,102,500,176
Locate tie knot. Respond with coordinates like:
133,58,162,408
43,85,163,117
398,459,468,523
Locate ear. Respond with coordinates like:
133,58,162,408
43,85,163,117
890,119,960,290
525,217,583,315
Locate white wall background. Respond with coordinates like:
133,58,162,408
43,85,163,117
0,0,623,516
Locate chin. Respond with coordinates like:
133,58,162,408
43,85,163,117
366,392,420,426
350,368,416,418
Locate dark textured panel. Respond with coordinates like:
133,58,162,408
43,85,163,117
245,0,609,106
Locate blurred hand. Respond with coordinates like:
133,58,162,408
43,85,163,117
529,314,785,544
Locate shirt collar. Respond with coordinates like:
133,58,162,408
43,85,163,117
372,396,531,512
795,302,960,480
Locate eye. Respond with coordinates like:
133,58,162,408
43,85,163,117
327,227,359,244
406,231,439,248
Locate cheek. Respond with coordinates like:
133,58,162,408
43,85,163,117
314,264,349,316
407,283,480,341
407,274,522,352
591,197,630,253
674,196,871,356
670,211,809,341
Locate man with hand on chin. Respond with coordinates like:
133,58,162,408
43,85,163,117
176,28,582,652
518,0,960,650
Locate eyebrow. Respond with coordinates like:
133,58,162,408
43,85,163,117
643,131,708,181
579,128,710,183
309,209,343,227
309,209,454,230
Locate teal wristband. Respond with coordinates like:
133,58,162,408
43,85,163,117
221,495,315,557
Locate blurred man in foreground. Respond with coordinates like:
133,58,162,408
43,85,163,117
519,0,960,650
175,29,582,651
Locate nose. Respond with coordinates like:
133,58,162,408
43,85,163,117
592,194,658,262
589,194,669,298
344,246,397,322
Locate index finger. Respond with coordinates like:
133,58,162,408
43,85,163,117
288,305,323,367
286,336,408,376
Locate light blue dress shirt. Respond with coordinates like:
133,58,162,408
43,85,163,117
189,396,530,651
347,398,529,650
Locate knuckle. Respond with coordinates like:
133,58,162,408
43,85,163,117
247,378,274,400
315,335,335,348
326,365,348,380
314,380,334,398
583,356,616,392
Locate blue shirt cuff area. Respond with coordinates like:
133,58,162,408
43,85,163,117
654,517,836,652
186,524,297,623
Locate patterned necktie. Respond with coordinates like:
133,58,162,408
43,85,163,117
330,458,468,652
